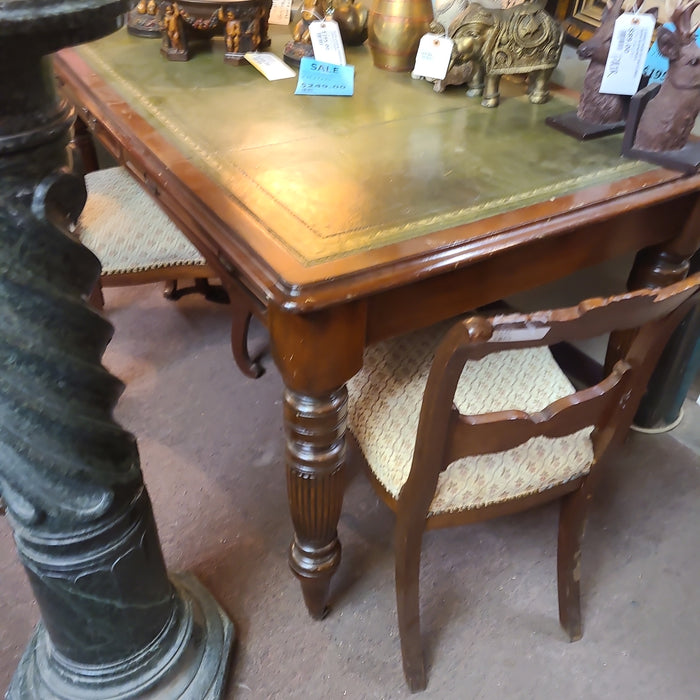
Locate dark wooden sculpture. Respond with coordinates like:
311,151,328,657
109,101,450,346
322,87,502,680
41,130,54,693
128,0,165,37
635,2,700,151
0,1,234,697
622,1,700,173
160,0,271,64
546,0,630,138
576,0,628,124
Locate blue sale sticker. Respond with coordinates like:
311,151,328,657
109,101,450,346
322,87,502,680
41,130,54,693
294,57,354,96
643,22,700,84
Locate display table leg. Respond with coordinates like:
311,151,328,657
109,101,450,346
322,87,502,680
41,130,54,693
606,197,700,374
270,302,365,619
284,387,346,620
632,251,700,430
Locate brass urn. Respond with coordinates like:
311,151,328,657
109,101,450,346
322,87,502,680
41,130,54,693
367,0,433,71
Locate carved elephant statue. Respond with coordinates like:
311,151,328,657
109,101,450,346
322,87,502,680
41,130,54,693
433,0,564,108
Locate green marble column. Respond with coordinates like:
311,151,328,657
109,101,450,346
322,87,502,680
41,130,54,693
0,2,234,697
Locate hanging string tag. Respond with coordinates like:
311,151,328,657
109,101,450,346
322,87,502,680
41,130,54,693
309,19,346,65
269,0,293,25
599,10,656,95
412,33,454,81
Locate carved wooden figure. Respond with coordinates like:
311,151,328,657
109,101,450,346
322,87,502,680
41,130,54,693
544,0,652,139
284,0,328,65
576,0,627,124
250,5,267,48
293,0,327,42
163,3,186,56
128,0,163,36
634,1,700,152
160,0,272,63
433,0,564,107
225,12,243,53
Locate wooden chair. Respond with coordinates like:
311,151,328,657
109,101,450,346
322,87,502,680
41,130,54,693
346,273,700,692
78,165,265,377
78,166,221,307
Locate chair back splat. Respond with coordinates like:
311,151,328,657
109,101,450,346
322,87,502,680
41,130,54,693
346,273,700,692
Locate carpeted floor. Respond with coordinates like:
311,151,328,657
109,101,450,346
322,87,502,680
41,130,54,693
1,278,698,699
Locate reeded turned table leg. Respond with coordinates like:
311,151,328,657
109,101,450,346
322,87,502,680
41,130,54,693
284,387,347,619
269,301,365,619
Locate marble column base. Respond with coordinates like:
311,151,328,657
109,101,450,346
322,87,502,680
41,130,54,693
7,573,234,700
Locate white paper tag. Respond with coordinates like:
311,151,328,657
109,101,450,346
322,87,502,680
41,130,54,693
412,33,454,81
599,13,655,95
244,52,297,80
309,20,346,66
269,0,293,25
489,326,550,343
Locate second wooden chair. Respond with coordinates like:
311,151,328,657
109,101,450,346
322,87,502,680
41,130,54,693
347,273,700,691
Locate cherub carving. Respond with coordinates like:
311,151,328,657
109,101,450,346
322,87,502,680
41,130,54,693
252,5,268,49
224,12,242,53
163,3,185,52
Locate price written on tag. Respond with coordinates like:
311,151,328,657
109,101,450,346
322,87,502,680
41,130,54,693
643,22,700,84
269,0,293,25
309,20,346,66
600,12,655,95
295,56,354,95
244,52,297,80
412,33,454,81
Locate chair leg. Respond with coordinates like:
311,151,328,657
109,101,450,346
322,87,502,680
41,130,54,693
557,486,590,642
395,525,427,692
163,279,179,299
87,280,105,310
163,278,230,304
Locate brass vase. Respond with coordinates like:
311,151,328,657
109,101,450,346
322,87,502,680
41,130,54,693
367,0,433,72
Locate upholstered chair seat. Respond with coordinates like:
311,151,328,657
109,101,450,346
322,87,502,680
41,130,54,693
79,166,207,278
348,325,594,516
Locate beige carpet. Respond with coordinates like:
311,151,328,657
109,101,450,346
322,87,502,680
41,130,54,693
1,282,699,699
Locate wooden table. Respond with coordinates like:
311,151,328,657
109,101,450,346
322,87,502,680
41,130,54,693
54,26,700,619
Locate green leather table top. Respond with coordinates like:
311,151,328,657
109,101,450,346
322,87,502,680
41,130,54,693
75,26,653,266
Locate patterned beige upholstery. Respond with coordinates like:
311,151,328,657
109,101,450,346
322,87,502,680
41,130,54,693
78,166,206,276
347,323,594,515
